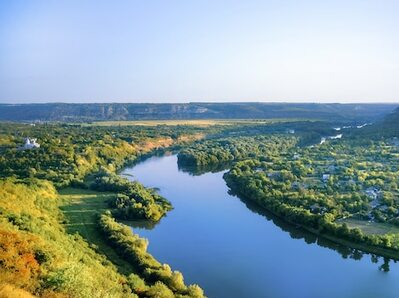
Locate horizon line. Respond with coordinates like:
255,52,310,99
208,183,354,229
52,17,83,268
0,101,398,105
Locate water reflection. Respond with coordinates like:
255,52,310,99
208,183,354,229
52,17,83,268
122,154,399,298
177,161,232,176
226,187,397,271
121,219,160,230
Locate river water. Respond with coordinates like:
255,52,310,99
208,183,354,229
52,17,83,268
121,154,399,298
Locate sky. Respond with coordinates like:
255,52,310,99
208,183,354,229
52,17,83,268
0,0,398,103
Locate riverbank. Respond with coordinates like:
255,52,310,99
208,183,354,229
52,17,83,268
60,184,205,297
59,139,207,297
121,154,399,298
59,187,141,275
225,182,399,261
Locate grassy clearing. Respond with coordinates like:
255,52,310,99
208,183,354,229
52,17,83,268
80,118,305,127
59,187,139,275
342,218,399,235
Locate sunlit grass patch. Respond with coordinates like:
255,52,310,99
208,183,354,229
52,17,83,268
59,187,139,275
341,218,399,235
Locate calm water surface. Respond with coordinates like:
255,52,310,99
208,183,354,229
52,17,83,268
121,154,399,298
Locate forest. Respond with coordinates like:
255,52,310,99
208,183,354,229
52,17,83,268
91,171,173,222
0,122,208,297
1,105,399,297
177,110,399,257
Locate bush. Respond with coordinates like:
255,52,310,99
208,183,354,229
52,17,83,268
98,213,205,297
92,172,172,222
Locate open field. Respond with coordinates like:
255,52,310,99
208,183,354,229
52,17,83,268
341,218,399,235
80,118,309,127
59,187,139,275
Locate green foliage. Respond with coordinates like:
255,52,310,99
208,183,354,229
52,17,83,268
0,179,136,297
356,106,399,138
0,123,205,187
223,136,399,252
3,110,398,297
178,135,297,168
91,172,172,222
98,213,205,298
0,123,208,297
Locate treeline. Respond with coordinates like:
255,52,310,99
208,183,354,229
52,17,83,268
0,123,206,187
226,169,399,253
352,106,399,139
0,178,205,297
91,172,172,222
224,146,399,254
99,213,204,297
178,135,297,168
0,122,209,297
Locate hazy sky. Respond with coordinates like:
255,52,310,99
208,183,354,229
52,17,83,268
0,0,398,103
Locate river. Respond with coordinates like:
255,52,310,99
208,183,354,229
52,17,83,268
121,154,399,298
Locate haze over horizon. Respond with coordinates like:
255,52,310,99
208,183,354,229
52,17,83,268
1,0,398,103
0,100,398,105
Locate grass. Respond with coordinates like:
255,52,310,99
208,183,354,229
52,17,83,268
59,187,139,275
79,118,307,127
341,218,399,235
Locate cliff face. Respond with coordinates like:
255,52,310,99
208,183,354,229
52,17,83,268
0,102,396,122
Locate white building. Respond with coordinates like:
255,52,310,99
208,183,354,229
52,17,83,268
22,138,40,150
322,174,330,182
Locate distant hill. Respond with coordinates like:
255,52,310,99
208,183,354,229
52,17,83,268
374,107,399,137
382,106,399,126
0,102,396,122
354,106,399,138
